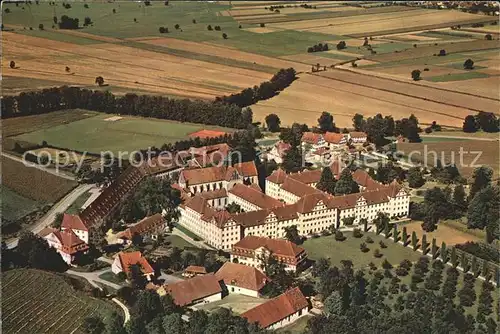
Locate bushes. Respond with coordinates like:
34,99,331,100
222,33,228,39
58,15,79,29
207,25,213,31
365,236,374,244
335,230,346,241
159,27,169,33
336,41,347,50
455,242,500,263
307,43,329,53
352,228,363,238
373,249,383,258
360,242,369,253
260,23,265,27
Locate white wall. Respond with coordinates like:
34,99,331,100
226,284,259,297
267,307,309,330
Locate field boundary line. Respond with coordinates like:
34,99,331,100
311,69,496,114
337,66,500,102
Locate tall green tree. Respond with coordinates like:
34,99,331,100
463,115,479,133
105,312,125,334
467,186,499,237
318,111,338,133
469,166,493,200
452,184,467,215
284,225,302,245
335,168,359,195
281,145,303,173
265,113,281,132
352,113,365,131
324,291,344,317
407,167,425,188
316,166,337,195
82,316,105,334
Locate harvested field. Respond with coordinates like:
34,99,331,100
325,49,364,58
392,33,440,41
397,140,499,178
244,27,282,33
252,72,470,128
2,269,120,334
280,53,343,66
136,36,307,71
3,32,271,99
2,155,78,203
434,76,500,99
317,69,499,114
402,221,479,246
49,28,124,43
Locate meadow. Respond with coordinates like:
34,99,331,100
11,111,234,155
1,185,43,222
2,269,120,334
302,231,421,269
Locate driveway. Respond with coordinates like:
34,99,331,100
6,183,94,249
66,267,122,290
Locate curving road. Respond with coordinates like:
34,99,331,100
6,183,94,249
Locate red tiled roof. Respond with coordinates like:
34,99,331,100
53,229,88,255
266,168,287,184
199,188,228,200
242,287,309,329
275,142,291,156
295,193,334,213
234,161,258,177
182,195,234,228
117,214,164,240
351,169,383,190
180,166,239,186
312,147,330,156
281,176,322,198
232,236,305,259
163,274,222,306
324,132,346,144
289,169,322,185
117,251,154,275
188,129,228,139
301,132,322,144
349,131,367,139
185,265,207,274
229,184,284,209
215,262,269,291
38,227,58,238
61,213,88,231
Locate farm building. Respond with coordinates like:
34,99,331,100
157,273,223,306
40,228,89,265
215,262,270,297
116,213,165,245
241,287,310,330
230,236,307,272
112,251,154,281
182,265,208,278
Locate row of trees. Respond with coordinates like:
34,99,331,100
215,68,297,108
353,112,422,145
463,111,499,133
1,86,253,129
316,167,360,196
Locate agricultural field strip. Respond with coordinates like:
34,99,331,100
3,34,270,97
8,293,62,331
318,69,499,111
344,65,499,101
44,299,84,333
51,304,98,334
3,39,256,93
3,282,55,321
235,6,417,24
2,273,46,304
27,299,82,334
271,8,433,31
306,73,471,121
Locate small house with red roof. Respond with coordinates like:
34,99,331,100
264,141,291,164
300,132,325,151
112,251,155,281
188,129,228,140
157,273,223,306
42,228,89,265
233,161,259,184
116,214,165,246
323,132,347,149
241,287,309,330
60,213,90,244
182,265,208,278
231,236,307,272
215,262,270,297
348,131,368,144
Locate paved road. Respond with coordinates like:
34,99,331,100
171,228,214,250
66,267,123,290
2,152,77,181
6,184,94,249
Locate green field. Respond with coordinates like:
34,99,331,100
2,269,121,334
11,111,234,155
1,185,44,222
66,190,93,215
425,71,490,82
303,231,421,269
165,234,197,249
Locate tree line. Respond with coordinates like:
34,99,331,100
463,111,499,133
215,68,297,108
1,86,253,129
307,43,329,53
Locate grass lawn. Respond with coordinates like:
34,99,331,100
424,71,490,82
165,234,197,249
303,231,421,269
174,225,204,242
1,185,44,222
65,190,94,215
12,111,234,155
195,293,267,314
278,315,312,333
98,271,126,286
423,130,500,139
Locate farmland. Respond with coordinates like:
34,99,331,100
10,111,235,155
3,1,499,129
2,269,120,334
2,155,78,203
1,185,43,223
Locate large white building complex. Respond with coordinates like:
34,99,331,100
176,159,410,251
